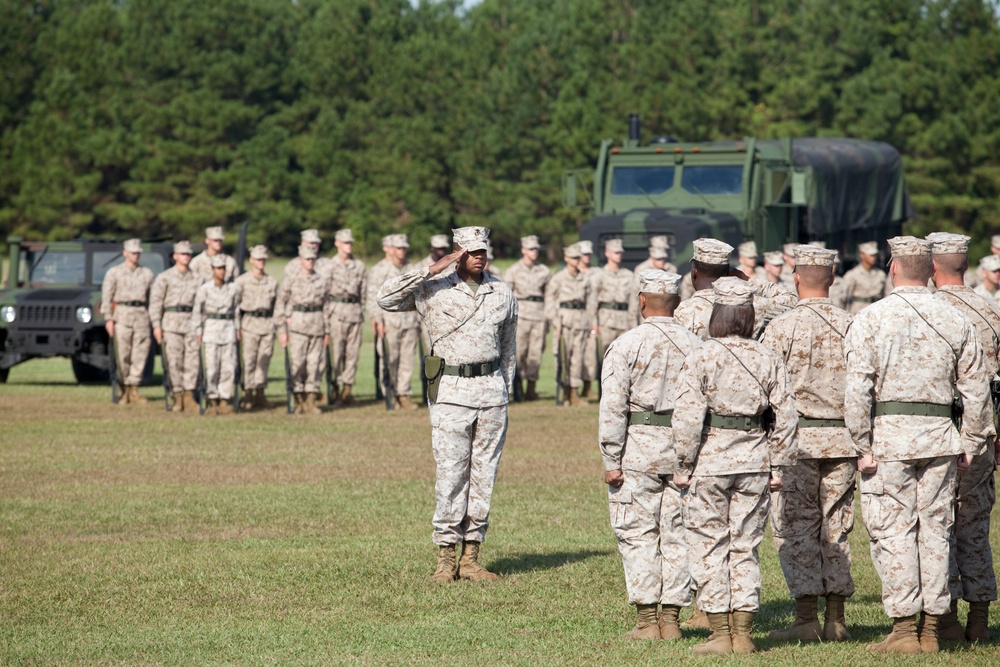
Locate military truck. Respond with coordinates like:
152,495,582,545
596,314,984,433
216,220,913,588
0,238,176,383
566,115,912,270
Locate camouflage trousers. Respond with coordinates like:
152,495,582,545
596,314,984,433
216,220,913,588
240,330,273,391
770,457,856,598
328,318,362,387
428,402,507,546
114,321,151,386
162,330,200,392
861,455,957,617
385,325,418,397
515,319,546,382
288,331,326,394
582,329,598,382
683,473,770,613
203,341,236,400
559,327,588,389
949,450,998,602
609,470,692,606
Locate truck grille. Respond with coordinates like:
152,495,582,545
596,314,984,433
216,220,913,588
20,304,74,325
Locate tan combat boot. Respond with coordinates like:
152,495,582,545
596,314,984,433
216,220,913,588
293,392,305,415
240,389,254,411
458,541,498,582
396,395,418,410
129,386,148,404
692,612,732,655
868,615,921,654
936,600,965,642
966,601,990,642
919,612,941,653
431,544,458,583
340,384,355,406
217,399,233,416
205,398,218,417
173,392,186,412
117,383,129,404
580,381,592,399
253,388,269,409
568,386,585,406
624,603,660,640
823,593,851,641
185,391,197,414
681,597,711,630
769,595,821,643
659,604,682,640
525,381,539,401
731,610,757,654
304,392,322,415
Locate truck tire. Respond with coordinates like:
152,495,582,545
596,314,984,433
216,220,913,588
72,356,110,384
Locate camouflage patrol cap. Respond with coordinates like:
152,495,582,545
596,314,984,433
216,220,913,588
738,241,757,258
249,245,269,260
335,229,354,243
858,241,879,256
210,254,228,269
123,239,142,253
453,227,489,252
806,240,827,249
605,239,624,253
795,245,837,267
387,233,410,249
764,251,785,266
649,246,669,259
578,240,594,255
991,235,1000,249
564,243,583,259
649,235,669,249
205,226,224,241
926,232,970,255
693,238,734,266
430,234,451,249
521,235,540,250
637,270,681,295
301,229,321,244
782,243,798,255
713,277,755,306
981,255,1000,272
299,246,318,260
173,240,193,255
888,236,932,258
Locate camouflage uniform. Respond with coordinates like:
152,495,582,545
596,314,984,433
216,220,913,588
284,255,332,281
845,281,992,618
503,259,550,382
841,264,887,314
673,332,798,613
973,282,1000,306
190,252,236,283
634,258,678,275
276,268,329,394
590,266,639,356
674,278,796,340
679,272,695,301
191,280,240,400
149,266,202,392
376,261,518,547
326,255,367,388
233,270,278,392
545,266,594,389
600,315,701,606
100,262,154,387
368,258,420,398
761,297,856,599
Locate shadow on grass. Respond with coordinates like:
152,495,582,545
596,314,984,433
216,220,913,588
489,549,611,574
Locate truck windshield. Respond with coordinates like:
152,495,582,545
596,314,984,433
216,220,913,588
20,251,86,285
681,165,744,195
611,166,676,196
92,251,166,283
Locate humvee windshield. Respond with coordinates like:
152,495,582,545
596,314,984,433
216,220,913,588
17,249,167,286
92,251,166,284
611,166,676,195
681,165,744,195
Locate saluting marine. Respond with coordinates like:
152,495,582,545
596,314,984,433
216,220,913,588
100,238,154,404
276,246,329,415
234,245,278,410
192,254,240,415
149,241,201,412
503,235,550,401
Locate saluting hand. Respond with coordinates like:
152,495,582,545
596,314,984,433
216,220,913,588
429,249,465,276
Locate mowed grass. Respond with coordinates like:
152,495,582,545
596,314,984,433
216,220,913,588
2,354,1000,666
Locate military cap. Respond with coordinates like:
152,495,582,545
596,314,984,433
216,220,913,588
486,242,495,261
693,238,734,266
738,241,757,258
806,240,827,249
564,243,583,259
926,232,970,255
649,235,669,249
764,251,785,266
605,239,624,253
173,240,193,255
210,254,228,268
578,240,594,255
887,236,932,258
783,243,798,255
205,226,224,241
521,235,541,250
334,229,354,243
430,234,451,249
981,255,1000,272
301,229,321,244
299,246,318,260
795,245,837,266
249,245,269,260
713,277,755,306
858,241,879,256
123,239,142,253
453,227,489,252
991,235,1000,249
637,270,682,295
386,233,410,249
649,246,669,259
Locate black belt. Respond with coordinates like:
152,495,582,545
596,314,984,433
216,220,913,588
560,301,586,310
441,359,501,378
241,309,273,318
330,295,360,304
852,296,878,303
292,305,324,313
205,312,232,320
115,301,147,307
874,401,952,418
599,301,629,311
705,413,763,430
798,417,846,428
629,411,672,427
519,296,544,303
164,306,193,313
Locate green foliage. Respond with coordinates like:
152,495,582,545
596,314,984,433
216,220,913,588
1,0,999,258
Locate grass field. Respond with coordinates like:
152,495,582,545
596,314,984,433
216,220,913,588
3,349,1000,665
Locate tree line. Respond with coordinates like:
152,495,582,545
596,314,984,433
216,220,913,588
1,0,998,260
